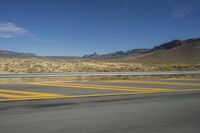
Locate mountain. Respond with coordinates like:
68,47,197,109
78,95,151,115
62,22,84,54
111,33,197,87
0,50,37,58
83,49,151,59
130,38,200,63
1,37,199,64
152,40,184,51
42,56,81,59
83,52,100,58
0,50,81,59
83,37,200,64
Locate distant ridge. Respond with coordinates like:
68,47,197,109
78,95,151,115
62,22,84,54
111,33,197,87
83,37,200,63
152,40,184,51
0,50,37,58
0,50,82,59
83,48,151,59
1,37,200,64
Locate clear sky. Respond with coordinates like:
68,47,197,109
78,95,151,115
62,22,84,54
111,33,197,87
0,0,200,56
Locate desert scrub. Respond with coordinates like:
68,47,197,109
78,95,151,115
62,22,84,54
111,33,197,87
0,57,199,73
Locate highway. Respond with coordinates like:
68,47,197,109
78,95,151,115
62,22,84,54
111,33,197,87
0,77,200,133
0,71,200,78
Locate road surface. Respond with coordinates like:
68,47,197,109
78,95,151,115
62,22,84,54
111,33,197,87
0,77,200,133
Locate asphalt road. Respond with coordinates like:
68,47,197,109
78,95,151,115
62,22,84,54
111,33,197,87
0,71,200,78
0,78,200,133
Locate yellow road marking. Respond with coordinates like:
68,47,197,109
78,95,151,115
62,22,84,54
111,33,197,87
0,90,171,102
0,89,56,96
1,88,200,102
0,93,63,99
0,93,25,98
0,95,66,101
61,88,200,98
0,89,65,99
162,78,200,81
1,80,200,102
29,82,173,92
171,88,200,92
32,82,135,91
104,80,200,86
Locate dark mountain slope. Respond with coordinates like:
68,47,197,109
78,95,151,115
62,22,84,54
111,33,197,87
132,38,200,63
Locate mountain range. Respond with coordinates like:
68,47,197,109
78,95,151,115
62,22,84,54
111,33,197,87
83,37,200,63
0,50,37,58
0,37,200,63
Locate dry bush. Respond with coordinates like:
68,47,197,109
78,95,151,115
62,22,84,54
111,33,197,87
0,57,199,73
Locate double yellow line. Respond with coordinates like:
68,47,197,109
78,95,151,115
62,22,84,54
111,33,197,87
30,82,173,92
2,78,200,102
162,78,200,81
104,80,200,86
0,89,65,101
0,81,171,101
29,80,200,95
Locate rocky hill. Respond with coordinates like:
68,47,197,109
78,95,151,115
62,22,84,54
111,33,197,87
131,38,200,63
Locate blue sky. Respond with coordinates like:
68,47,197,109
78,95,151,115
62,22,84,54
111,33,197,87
0,0,200,56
